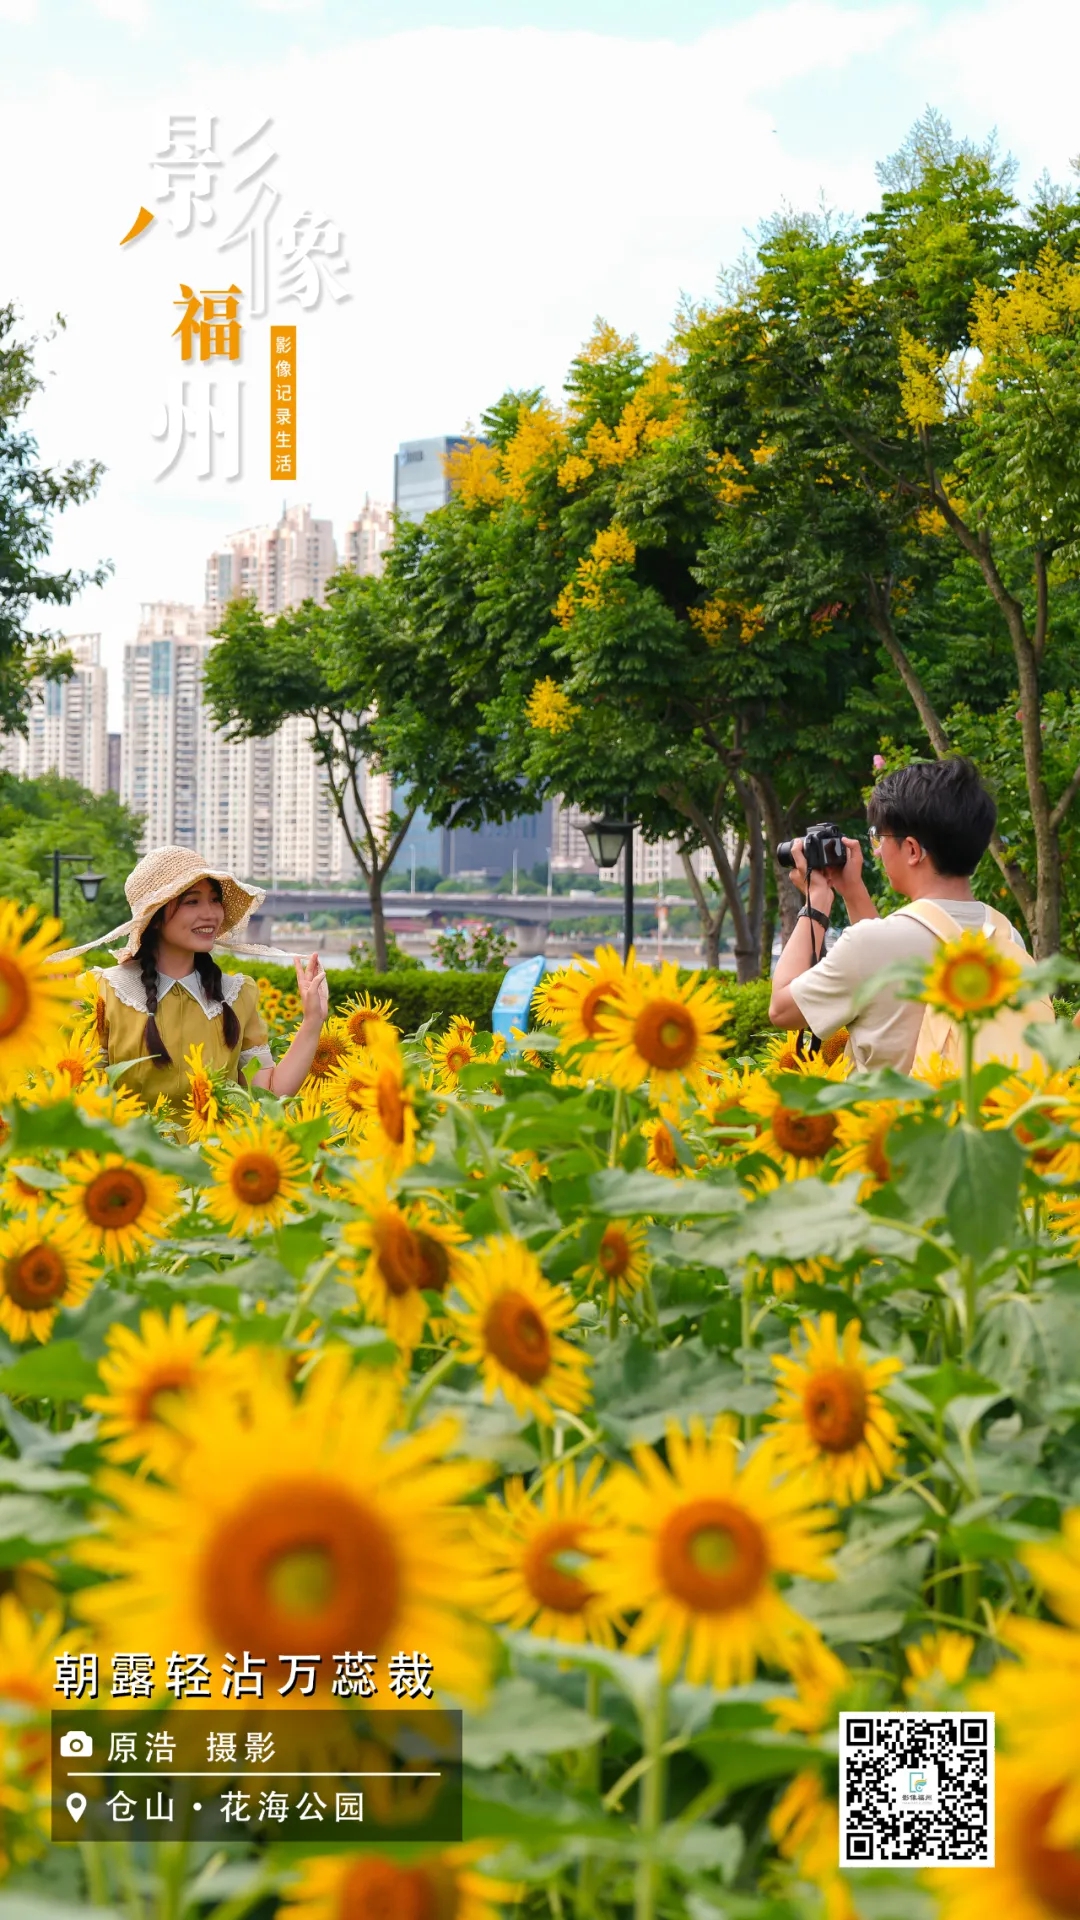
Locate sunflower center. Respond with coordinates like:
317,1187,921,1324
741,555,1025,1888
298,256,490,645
134,1364,195,1425
340,1857,455,1920
649,1124,678,1171
57,1056,86,1087
940,956,998,1010
377,1071,406,1144
803,1366,868,1453
483,1289,552,1384
444,1045,470,1074
414,1231,451,1294
202,1479,399,1664
229,1153,281,1207
580,981,616,1037
1019,1785,1080,1916
373,1213,422,1295
522,1518,593,1614
345,1012,372,1047
659,1497,768,1612
633,999,698,1070
0,956,30,1040
312,1035,348,1078
5,1245,67,1310
84,1167,147,1229
599,1227,631,1278
770,1107,838,1160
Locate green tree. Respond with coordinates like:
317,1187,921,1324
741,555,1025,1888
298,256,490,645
203,569,530,970
0,772,142,947
0,307,110,733
686,111,1080,955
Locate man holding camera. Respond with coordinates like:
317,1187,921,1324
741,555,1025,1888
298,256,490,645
769,758,1029,1072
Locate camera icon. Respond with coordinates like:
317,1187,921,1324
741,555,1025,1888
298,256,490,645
59,1731,93,1758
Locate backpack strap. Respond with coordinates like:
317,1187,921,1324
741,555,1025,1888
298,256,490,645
894,899,1028,952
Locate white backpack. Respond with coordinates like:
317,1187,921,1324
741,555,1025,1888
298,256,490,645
894,900,1055,1075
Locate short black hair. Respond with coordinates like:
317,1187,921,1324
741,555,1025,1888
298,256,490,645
866,757,996,877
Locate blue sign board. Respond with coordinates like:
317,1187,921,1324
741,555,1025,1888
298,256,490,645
491,955,549,1048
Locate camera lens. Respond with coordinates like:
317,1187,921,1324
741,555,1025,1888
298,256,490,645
776,841,795,869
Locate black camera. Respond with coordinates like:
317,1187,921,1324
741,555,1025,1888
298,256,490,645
776,822,847,873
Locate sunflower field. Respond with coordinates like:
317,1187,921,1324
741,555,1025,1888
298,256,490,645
1,907,1080,1920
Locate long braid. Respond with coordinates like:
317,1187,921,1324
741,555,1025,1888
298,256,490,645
194,950,240,1049
136,916,171,1065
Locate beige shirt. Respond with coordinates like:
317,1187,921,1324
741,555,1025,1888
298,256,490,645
787,899,1029,1073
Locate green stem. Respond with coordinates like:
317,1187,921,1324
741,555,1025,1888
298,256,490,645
961,1254,979,1364
608,1290,619,1341
608,1088,626,1168
961,1021,978,1128
403,1348,459,1428
81,1841,110,1908
577,1672,603,1914
634,1679,667,1920
281,1250,337,1343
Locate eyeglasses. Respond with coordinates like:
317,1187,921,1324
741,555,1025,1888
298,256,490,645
869,826,886,856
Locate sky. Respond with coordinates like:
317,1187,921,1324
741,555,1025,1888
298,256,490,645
3,0,1079,728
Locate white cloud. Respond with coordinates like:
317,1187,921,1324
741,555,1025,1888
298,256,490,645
0,0,37,21
92,0,151,26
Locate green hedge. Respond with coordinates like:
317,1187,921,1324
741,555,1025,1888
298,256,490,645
228,962,506,1033
227,958,776,1049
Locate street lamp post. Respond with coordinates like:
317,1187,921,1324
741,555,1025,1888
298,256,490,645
579,811,634,961
51,852,105,924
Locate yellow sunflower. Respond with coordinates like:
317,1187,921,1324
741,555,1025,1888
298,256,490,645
642,1116,682,1176
832,1100,902,1197
17,1028,102,1102
84,1306,249,1476
0,901,81,1080
924,1758,1079,1920
535,944,632,1047
59,1150,182,1263
0,1165,53,1213
427,1025,477,1087
902,1628,974,1704
594,1413,838,1688
922,927,1023,1022
590,960,729,1101
181,1040,218,1141
325,1040,419,1173
0,1594,80,1813
759,1313,903,1505
278,1844,519,1920
447,1237,592,1425
203,1118,305,1236
306,1018,352,1085
340,991,399,1052
0,1208,97,1344
985,1060,1080,1179
739,1057,849,1178
584,1219,650,1305
469,1457,626,1648
74,1080,144,1127
75,1351,493,1709
341,1168,465,1354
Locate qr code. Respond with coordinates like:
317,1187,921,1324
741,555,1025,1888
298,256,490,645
839,1712,994,1867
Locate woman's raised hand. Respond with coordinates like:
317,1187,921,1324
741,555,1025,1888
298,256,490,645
296,952,329,1026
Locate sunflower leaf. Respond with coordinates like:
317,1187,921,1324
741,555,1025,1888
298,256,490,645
0,1342,100,1401
463,1676,608,1767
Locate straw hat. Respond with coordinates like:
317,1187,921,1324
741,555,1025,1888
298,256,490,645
50,846,295,965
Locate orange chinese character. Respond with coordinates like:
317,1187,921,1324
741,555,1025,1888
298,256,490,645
173,284,243,362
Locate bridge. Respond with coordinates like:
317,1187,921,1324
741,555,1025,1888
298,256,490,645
244,889,631,956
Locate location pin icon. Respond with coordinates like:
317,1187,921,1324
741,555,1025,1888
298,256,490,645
66,1793,86,1822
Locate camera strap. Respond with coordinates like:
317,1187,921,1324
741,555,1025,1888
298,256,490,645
796,902,831,1058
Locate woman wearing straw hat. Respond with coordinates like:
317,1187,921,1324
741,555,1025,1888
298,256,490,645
55,846,328,1116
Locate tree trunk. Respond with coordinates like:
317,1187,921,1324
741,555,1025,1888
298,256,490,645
368,868,388,971
680,850,725,968
660,787,758,982
864,574,1040,942
752,772,803,944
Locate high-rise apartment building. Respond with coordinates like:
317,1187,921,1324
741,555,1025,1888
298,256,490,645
0,634,109,793
393,437,470,524
342,497,393,578
200,505,350,882
121,605,207,851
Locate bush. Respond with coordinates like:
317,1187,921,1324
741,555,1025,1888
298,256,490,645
228,961,507,1033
